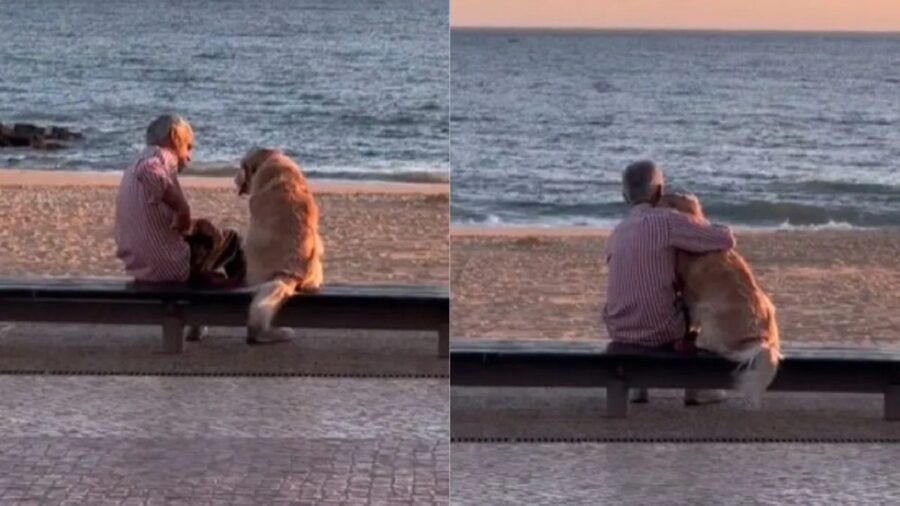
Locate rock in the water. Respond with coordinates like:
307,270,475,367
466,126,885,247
49,126,83,140
31,137,65,150
12,123,44,136
0,121,83,149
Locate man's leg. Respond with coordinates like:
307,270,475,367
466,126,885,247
184,220,246,341
630,388,649,403
206,228,245,282
187,220,246,286
678,302,728,405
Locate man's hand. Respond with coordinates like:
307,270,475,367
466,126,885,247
171,205,192,233
673,338,698,353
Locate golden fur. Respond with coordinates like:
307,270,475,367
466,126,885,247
235,148,324,340
657,193,781,405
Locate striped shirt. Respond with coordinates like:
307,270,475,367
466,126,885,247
603,203,735,347
114,146,190,282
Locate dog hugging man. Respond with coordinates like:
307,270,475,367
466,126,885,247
603,160,737,405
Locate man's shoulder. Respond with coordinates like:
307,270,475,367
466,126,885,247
642,206,679,218
620,206,678,227
133,147,175,173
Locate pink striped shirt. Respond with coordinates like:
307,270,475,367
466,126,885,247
114,146,190,282
603,203,735,347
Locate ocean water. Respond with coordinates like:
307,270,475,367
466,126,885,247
0,0,448,182
451,30,900,228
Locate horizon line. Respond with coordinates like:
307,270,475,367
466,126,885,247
451,25,900,35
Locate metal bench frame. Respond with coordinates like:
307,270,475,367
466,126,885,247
451,339,900,420
0,278,449,357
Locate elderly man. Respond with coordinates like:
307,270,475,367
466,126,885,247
114,115,245,339
603,160,735,404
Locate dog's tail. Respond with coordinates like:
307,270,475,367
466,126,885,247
731,305,782,408
733,343,781,408
248,277,299,337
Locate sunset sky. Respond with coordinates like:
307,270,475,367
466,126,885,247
451,0,900,32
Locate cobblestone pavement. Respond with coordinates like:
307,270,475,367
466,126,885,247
0,376,449,505
451,443,900,505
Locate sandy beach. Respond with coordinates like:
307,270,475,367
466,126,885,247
0,170,449,284
451,226,900,347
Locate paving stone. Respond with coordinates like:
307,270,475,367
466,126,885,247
451,443,900,505
0,376,448,505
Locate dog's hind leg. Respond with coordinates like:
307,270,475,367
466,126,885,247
247,278,298,344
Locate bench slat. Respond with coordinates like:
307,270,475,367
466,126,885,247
0,277,448,302
451,339,900,393
452,339,900,364
0,277,449,357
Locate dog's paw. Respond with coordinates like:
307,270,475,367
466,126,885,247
246,327,293,345
246,325,261,344
185,326,208,342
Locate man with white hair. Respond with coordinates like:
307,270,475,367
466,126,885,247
603,160,735,404
114,115,245,338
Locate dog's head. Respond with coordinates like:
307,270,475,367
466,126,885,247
235,147,282,195
657,193,705,221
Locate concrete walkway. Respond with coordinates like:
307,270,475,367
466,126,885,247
0,376,449,505
452,387,899,441
452,443,900,505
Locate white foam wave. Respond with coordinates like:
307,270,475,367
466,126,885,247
455,215,885,231
772,220,873,231
458,214,621,229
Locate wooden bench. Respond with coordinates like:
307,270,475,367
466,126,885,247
0,278,449,357
451,339,900,420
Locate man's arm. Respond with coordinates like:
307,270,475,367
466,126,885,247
164,181,191,232
160,182,190,217
666,211,735,253
136,159,191,230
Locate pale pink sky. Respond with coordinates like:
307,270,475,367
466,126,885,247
452,0,900,31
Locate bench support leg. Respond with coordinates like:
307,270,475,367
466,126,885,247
886,385,900,421
438,324,449,359
162,316,185,354
606,379,629,418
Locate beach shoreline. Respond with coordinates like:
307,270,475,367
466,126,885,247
451,223,897,237
0,168,449,195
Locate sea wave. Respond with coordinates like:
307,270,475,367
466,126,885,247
772,220,871,231
453,212,887,231
702,200,900,228
185,162,448,184
452,197,900,229
777,179,900,195
451,211,621,229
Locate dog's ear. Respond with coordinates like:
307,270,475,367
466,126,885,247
235,167,247,195
237,147,269,195
684,194,704,219
650,185,663,205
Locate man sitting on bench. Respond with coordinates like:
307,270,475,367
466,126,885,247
603,160,736,405
113,114,246,340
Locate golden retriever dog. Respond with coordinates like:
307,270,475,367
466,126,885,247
235,147,324,343
657,193,781,406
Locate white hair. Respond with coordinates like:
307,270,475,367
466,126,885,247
145,114,192,147
622,160,663,205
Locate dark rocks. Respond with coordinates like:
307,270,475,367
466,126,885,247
12,123,44,137
0,122,83,150
50,126,83,141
